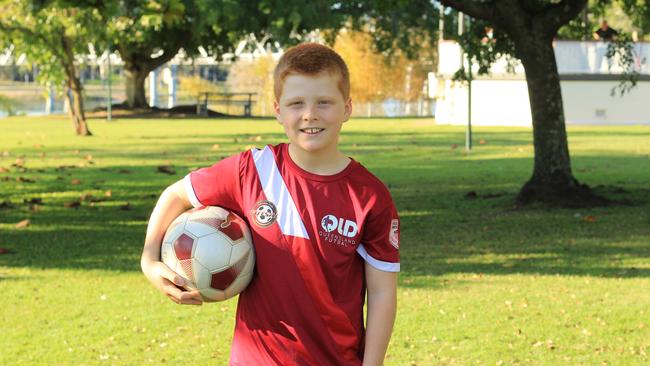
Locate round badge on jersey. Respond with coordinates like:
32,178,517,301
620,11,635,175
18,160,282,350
251,200,278,228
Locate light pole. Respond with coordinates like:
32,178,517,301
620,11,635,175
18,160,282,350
107,48,112,122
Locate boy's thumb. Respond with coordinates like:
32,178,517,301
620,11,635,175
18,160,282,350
161,266,185,286
172,275,186,287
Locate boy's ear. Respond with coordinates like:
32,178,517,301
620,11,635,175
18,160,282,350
343,98,352,123
273,99,282,124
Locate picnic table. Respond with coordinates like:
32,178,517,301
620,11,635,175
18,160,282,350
196,92,257,117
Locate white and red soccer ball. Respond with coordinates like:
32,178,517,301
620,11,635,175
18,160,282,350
161,206,255,302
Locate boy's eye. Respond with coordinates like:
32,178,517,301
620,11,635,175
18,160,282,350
289,101,303,106
319,100,332,105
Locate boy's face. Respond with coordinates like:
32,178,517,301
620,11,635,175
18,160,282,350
274,72,352,157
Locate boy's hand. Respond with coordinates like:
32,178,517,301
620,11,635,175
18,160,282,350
142,260,203,306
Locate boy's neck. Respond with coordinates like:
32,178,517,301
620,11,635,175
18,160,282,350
287,143,350,176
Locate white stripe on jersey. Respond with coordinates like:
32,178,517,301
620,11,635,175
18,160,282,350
252,146,310,239
184,174,202,208
356,244,400,272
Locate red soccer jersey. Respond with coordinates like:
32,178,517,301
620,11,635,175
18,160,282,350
185,143,400,365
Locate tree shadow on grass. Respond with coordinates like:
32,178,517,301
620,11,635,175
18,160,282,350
0,134,648,287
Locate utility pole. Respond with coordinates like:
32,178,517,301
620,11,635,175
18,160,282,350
466,15,473,153
107,48,112,122
439,5,445,41
458,12,472,152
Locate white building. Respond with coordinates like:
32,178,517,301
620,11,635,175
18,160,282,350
432,40,650,126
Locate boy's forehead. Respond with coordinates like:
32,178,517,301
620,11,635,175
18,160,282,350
281,72,343,97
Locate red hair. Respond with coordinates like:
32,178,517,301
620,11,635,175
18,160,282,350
273,43,350,100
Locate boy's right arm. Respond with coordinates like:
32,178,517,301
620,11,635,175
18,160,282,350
141,179,203,305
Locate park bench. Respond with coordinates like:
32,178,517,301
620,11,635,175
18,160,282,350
196,92,256,117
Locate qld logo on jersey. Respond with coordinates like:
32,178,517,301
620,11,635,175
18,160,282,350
319,214,358,247
251,200,278,228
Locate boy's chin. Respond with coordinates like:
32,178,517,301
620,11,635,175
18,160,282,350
291,141,336,154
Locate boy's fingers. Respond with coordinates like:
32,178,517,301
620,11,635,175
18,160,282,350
164,284,202,305
164,282,184,299
157,264,186,287
168,290,203,306
179,291,203,305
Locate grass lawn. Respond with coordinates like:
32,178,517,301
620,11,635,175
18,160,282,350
0,117,649,365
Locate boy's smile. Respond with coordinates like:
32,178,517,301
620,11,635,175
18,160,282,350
274,72,352,172
300,127,324,135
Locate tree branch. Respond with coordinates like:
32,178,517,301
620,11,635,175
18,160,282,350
537,0,588,34
439,0,496,22
146,45,182,72
0,21,65,60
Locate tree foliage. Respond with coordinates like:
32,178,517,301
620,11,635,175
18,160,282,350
0,0,99,135
334,30,430,103
355,0,649,206
100,0,355,108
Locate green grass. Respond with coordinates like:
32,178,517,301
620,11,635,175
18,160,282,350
0,117,649,365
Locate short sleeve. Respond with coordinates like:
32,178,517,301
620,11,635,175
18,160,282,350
357,198,400,273
184,153,243,214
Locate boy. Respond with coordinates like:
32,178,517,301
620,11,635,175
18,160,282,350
141,43,399,365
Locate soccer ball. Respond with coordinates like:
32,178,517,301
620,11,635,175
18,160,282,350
160,206,255,302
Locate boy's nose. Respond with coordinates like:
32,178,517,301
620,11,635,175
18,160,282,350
302,106,319,121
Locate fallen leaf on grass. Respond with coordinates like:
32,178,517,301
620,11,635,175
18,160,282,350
117,169,131,174
211,144,221,151
70,179,82,185
0,247,15,255
465,191,478,199
583,215,597,223
479,139,487,145
64,200,81,209
156,165,176,175
0,167,9,173
29,205,40,212
16,177,36,183
2,151,10,157
80,193,107,203
23,198,42,204
55,165,77,171
15,219,30,228
0,200,15,209
12,158,25,167
451,144,458,149
104,190,112,197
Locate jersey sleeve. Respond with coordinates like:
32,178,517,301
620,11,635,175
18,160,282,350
184,153,243,215
357,195,400,273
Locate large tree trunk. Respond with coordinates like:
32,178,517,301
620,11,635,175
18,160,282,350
61,36,91,136
67,77,91,136
515,34,604,206
124,63,149,108
120,46,180,108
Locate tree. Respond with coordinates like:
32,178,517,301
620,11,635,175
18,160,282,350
0,0,100,135
439,0,609,206
358,0,646,206
102,0,203,108
102,0,353,108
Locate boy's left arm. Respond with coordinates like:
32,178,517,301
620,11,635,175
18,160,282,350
363,263,397,366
